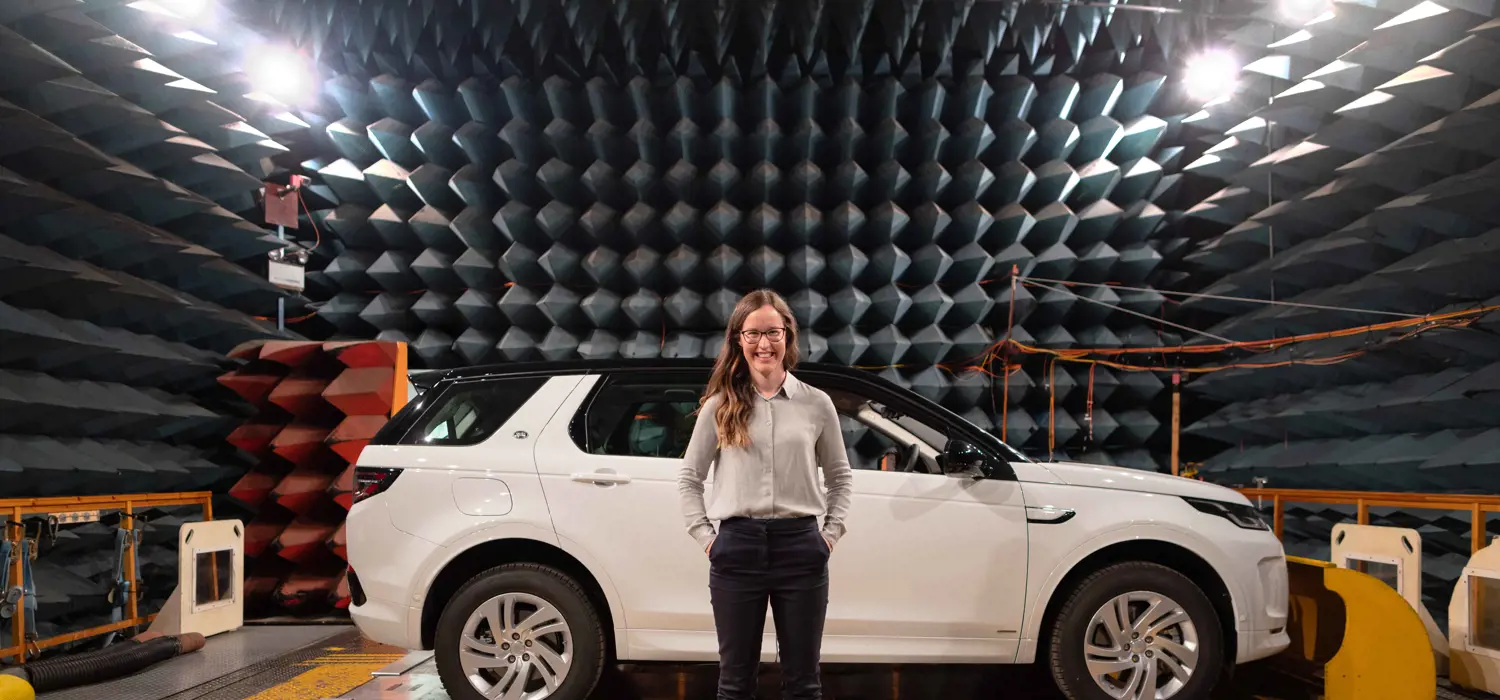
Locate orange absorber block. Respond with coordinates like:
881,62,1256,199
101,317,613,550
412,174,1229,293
227,339,271,360
324,340,402,369
258,340,325,367
332,570,352,609
272,516,341,564
270,424,332,465
322,367,396,416
245,573,283,603
229,468,281,509
217,369,284,406
226,422,284,455
276,571,340,613
329,464,355,510
243,512,292,559
267,377,332,420
327,414,386,463
327,522,347,560
270,465,337,516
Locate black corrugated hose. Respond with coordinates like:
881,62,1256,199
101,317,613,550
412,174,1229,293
2,637,181,692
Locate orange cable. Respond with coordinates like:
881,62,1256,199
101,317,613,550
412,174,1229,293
1086,363,1095,443
1000,265,1018,440
1047,357,1057,457
253,311,318,323
297,190,322,253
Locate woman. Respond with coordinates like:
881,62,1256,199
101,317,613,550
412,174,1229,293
678,288,854,700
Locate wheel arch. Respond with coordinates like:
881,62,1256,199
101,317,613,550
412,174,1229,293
420,537,620,660
1033,538,1239,674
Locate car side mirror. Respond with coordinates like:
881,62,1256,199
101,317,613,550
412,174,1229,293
942,439,988,478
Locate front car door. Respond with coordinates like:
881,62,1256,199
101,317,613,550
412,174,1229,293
796,369,1032,664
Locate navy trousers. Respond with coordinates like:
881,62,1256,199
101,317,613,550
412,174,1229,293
708,515,830,700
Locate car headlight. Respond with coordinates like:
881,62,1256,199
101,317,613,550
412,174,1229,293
1183,497,1270,530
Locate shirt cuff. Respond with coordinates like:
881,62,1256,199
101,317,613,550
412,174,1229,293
691,525,717,550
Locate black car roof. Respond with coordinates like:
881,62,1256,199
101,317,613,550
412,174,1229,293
410,357,1031,468
432,358,893,384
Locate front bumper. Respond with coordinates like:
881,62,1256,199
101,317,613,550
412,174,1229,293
1219,529,1292,663
1239,627,1292,663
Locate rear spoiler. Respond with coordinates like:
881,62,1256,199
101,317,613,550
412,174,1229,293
407,369,446,394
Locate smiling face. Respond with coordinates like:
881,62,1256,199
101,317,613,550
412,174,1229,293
738,304,788,374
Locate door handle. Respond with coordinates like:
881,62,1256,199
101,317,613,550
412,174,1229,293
571,472,632,485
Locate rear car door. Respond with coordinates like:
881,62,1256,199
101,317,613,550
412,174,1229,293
532,369,720,660
357,374,582,545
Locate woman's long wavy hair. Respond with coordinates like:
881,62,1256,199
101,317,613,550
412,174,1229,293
702,289,800,449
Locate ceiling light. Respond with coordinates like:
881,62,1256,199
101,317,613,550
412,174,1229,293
1278,0,1333,24
246,49,316,107
159,0,213,19
1183,50,1241,105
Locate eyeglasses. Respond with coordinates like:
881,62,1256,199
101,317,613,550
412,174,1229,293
739,328,786,343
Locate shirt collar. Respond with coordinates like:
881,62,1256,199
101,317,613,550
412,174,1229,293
781,371,803,399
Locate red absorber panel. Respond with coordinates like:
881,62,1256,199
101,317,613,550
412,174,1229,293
244,512,292,559
227,339,270,361
220,339,403,619
267,376,332,420
327,415,386,464
217,370,284,405
329,464,355,510
258,340,325,367
273,516,341,564
226,423,284,455
270,424,332,465
327,522,347,560
325,340,402,369
229,468,281,509
245,574,283,602
322,367,395,416
332,571,351,609
276,572,340,612
271,465,337,516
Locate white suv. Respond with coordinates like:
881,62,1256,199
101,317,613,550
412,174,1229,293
345,359,1289,700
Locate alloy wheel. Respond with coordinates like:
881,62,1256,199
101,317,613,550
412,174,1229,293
1083,590,1200,700
458,591,573,699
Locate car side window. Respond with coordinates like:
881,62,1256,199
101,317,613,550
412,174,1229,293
399,377,547,446
819,384,998,476
572,374,707,458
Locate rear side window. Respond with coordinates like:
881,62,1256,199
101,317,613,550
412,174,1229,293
399,377,547,446
572,373,706,458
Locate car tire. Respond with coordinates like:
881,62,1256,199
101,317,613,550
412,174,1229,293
1047,561,1224,700
435,563,605,700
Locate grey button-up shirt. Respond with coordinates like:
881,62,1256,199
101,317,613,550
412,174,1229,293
678,372,854,550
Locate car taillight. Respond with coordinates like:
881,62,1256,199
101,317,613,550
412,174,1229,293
353,467,402,504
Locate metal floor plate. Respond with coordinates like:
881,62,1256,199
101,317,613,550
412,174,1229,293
38,625,348,700
330,657,1320,700
34,627,1494,700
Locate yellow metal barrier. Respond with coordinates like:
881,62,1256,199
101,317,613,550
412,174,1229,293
1282,556,1436,700
0,674,34,700
1236,487,1500,556
0,492,214,663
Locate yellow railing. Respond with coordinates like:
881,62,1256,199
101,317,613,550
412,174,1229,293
1235,487,1500,555
0,491,214,663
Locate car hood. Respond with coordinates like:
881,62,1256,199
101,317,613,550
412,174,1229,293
1032,461,1252,504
